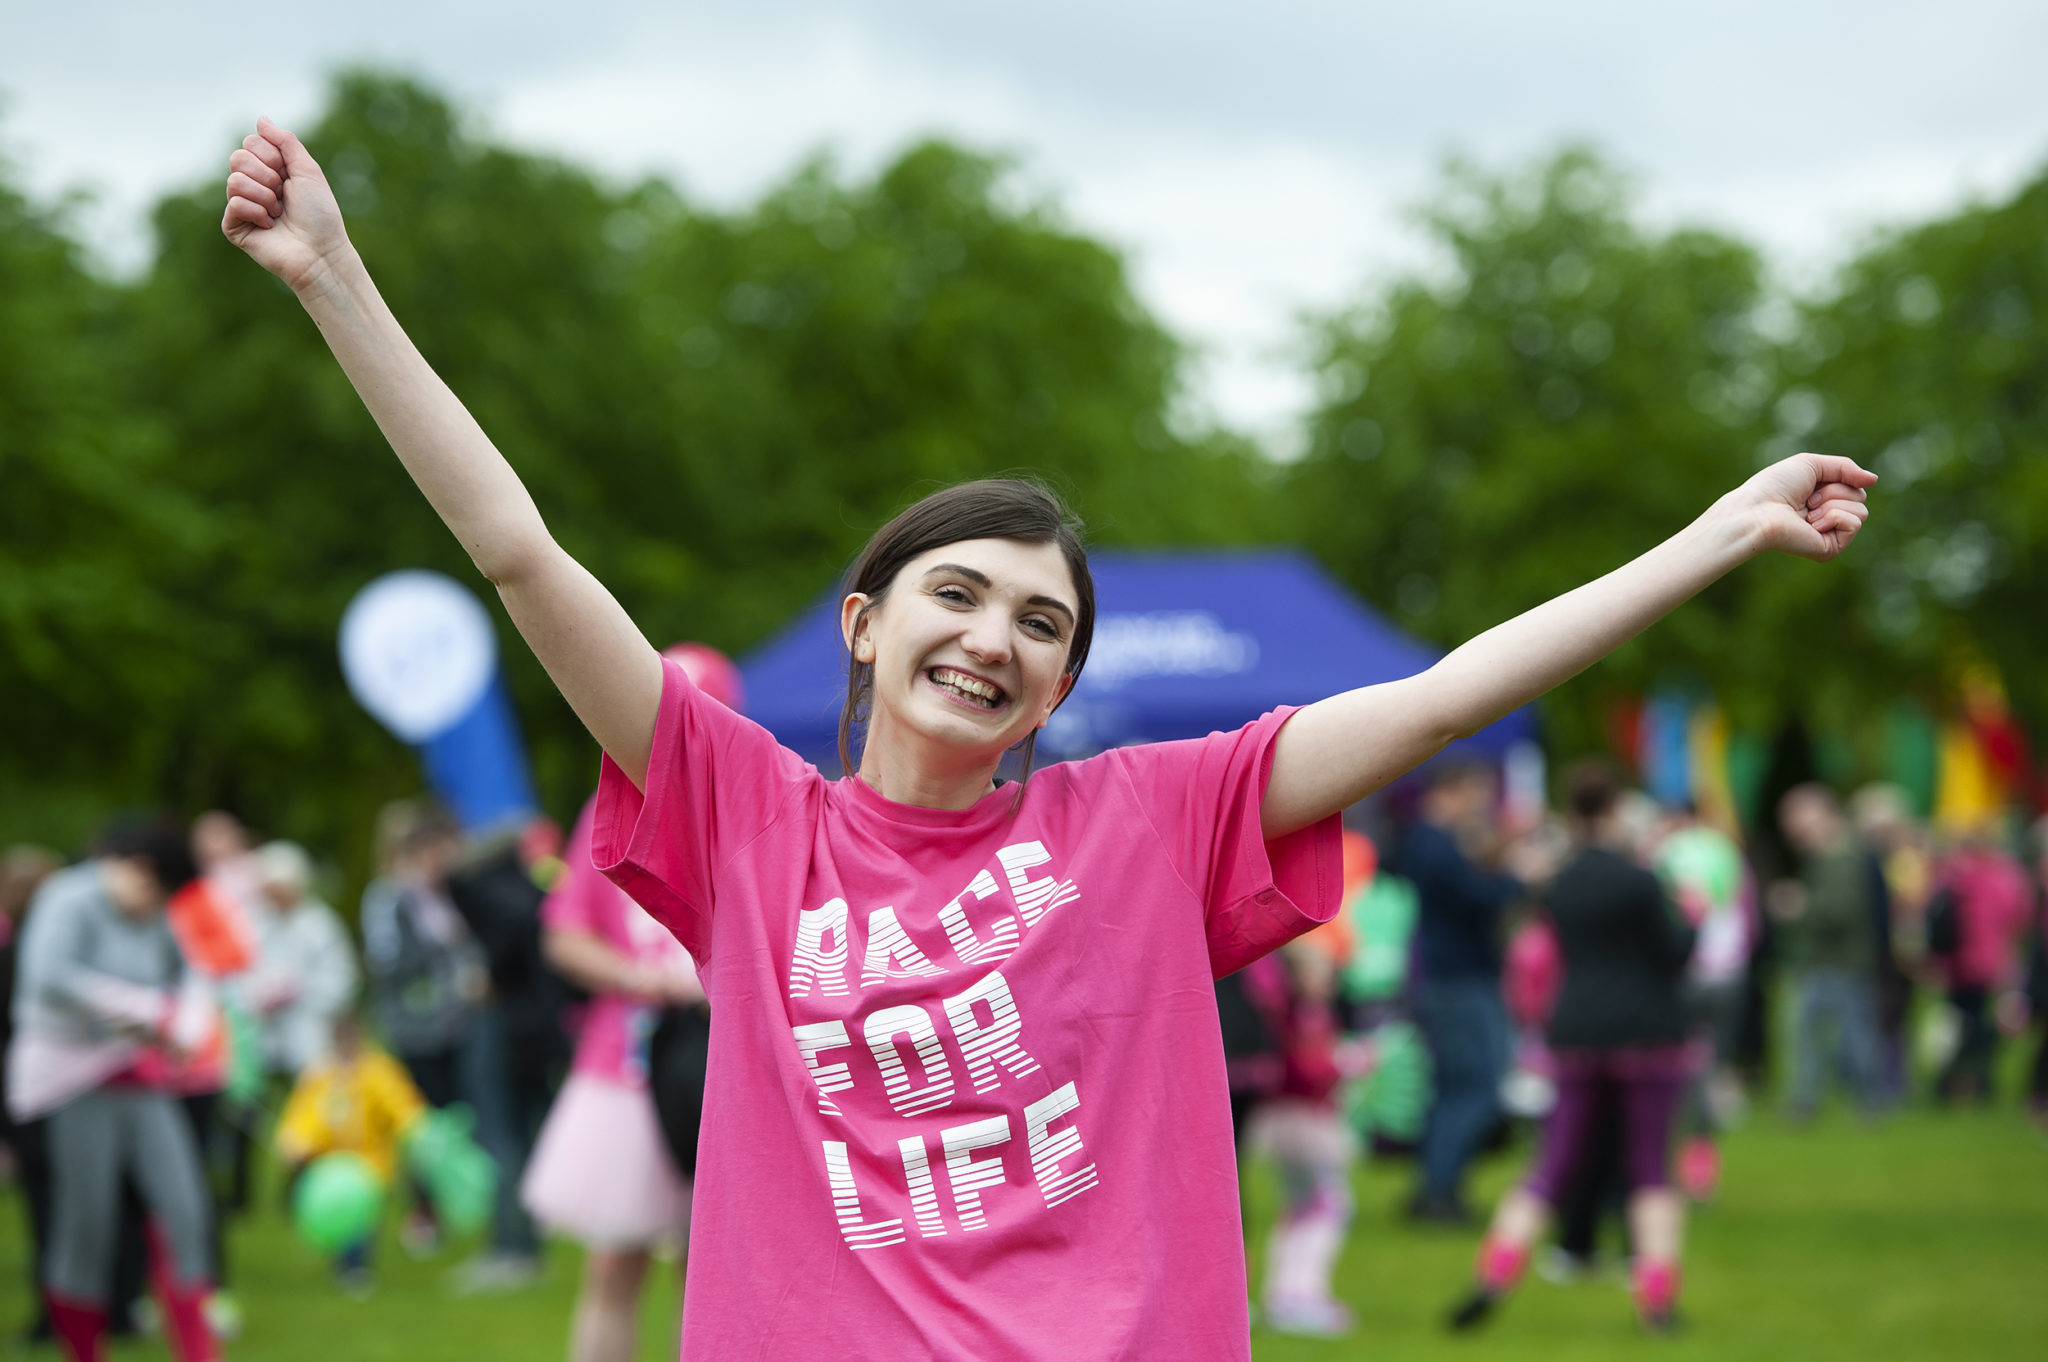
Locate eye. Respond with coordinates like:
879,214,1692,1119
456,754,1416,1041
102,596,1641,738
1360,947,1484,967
1024,617,1061,640
934,585,972,606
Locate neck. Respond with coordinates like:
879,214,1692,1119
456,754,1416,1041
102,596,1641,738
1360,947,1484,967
1579,819,1630,854
857,716,1004,811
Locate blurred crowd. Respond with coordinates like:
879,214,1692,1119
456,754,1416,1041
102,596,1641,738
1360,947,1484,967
1219,760,2048,1337
0,796,710,1362
1,754,2043,1354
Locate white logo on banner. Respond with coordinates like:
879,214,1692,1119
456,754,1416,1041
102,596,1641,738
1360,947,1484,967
339,571,498,743
1081,612,1259,691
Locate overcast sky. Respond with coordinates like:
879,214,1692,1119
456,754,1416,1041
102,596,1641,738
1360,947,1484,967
6,0,2044,444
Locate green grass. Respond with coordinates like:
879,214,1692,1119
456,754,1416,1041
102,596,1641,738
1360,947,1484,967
1248,1104,2048,1362
0,1104,2041,1360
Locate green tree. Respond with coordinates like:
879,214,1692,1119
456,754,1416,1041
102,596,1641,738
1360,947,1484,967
1788,167,2048,736
80,71,1268,876
1289,148,1797,757
0,148,226,845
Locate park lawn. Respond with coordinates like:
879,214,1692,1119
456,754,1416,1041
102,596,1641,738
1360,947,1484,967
0,1105,2039,1361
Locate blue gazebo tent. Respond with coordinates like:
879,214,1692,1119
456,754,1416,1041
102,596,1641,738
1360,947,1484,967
737,547,1535,771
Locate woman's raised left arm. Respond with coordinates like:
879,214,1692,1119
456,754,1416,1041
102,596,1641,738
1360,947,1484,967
1260,453,1874,838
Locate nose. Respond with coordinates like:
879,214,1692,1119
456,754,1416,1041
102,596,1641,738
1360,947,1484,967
959,612,1012,666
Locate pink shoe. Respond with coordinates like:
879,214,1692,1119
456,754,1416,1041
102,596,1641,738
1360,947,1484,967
1677,1137,1720,1202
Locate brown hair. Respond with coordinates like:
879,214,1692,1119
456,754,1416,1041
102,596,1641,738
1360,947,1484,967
372,799,461,874
838,479,1095,781
1565,758,1622,823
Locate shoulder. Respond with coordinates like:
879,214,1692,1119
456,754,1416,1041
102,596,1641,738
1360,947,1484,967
1585,847,1657,886
305,903,352,940
32,863,101,915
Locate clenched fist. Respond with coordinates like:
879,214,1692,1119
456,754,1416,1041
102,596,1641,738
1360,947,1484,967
221,116,352,294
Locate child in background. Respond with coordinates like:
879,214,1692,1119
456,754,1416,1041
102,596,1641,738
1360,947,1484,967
1243,939,1357,1338
275,1015,426,1293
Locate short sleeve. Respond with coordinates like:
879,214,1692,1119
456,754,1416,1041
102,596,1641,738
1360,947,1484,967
1108,708,1345,978
591,657,816,960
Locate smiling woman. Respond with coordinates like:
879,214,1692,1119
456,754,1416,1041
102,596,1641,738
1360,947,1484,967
833,481,1095,799
222,115,1873,1361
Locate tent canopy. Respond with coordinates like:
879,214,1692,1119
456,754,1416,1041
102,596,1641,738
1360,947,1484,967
738,547,1535,769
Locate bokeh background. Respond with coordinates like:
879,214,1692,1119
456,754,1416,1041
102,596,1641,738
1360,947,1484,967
3,3,2047,1358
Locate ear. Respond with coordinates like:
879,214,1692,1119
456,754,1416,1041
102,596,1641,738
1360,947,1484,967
1036,671,1077,729
839,593,876,664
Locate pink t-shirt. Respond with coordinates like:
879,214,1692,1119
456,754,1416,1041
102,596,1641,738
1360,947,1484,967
544,795,701,1086
594,658,1341,1361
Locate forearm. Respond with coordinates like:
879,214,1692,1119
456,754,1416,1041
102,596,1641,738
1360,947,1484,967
298,252,660,776
1264,499,1759,836
543,929,650,998
50,970,172,1033
1419,500,1757,743
294,251,551,582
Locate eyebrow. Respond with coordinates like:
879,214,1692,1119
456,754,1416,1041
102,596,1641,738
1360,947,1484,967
921,563,1077,626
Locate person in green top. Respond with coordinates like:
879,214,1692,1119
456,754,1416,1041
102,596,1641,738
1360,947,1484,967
1773,785,1886,1120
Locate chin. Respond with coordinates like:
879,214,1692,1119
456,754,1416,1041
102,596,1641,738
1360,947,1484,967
904,703,1027,759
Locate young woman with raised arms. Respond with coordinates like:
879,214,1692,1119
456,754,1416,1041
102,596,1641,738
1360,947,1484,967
223,118,1871,1360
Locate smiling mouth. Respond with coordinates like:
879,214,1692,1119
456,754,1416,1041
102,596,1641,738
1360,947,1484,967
926,666,1008,710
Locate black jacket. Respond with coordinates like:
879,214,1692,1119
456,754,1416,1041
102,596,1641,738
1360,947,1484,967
1544,846,1697,1051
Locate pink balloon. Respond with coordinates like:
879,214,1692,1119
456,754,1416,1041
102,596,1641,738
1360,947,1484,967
662,642,745,714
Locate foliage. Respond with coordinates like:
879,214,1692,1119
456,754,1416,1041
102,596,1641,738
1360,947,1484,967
1289,147,2048,767
1289,149,1788,755
0,152,223,840
0,72,1271,878
4,69,2046,867
1786,171,2048,739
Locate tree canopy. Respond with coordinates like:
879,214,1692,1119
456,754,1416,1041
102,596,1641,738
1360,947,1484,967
2,73,1271,871
3,70,2044,877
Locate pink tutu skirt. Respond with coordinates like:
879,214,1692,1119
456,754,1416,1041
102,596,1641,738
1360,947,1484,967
520,1073,692,1249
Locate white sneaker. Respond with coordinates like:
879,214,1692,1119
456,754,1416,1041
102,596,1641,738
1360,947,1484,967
450,1252,541,1295
1263,1296,1354,1338
204,1291,244,1340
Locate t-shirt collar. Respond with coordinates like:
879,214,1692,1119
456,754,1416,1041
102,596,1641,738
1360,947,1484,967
837,769,1018,831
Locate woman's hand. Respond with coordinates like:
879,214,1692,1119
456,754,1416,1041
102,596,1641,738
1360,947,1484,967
220,116,353,293
1727,452,1876,562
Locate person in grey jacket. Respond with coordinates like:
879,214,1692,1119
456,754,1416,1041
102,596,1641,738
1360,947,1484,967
362,802,485,1099
7,819,221,1362
241,841,357,1077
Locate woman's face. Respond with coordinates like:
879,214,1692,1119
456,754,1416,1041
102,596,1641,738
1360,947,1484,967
844,537,1079,767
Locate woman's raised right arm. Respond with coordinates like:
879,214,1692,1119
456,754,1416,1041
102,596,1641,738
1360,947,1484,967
222,118,663,785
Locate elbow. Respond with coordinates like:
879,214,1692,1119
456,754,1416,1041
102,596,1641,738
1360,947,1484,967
1412,668,1482,747
472,528,556,590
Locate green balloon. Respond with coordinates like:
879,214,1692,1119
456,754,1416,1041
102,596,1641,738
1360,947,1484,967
293,1152,384,1255
403,1106,498,1239
1656,825,1743,910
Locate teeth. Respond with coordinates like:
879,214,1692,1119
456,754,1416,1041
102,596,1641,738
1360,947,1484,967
931,668,1002,704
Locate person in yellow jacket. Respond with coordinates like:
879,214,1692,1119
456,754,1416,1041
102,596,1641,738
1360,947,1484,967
275,1015,425,1291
